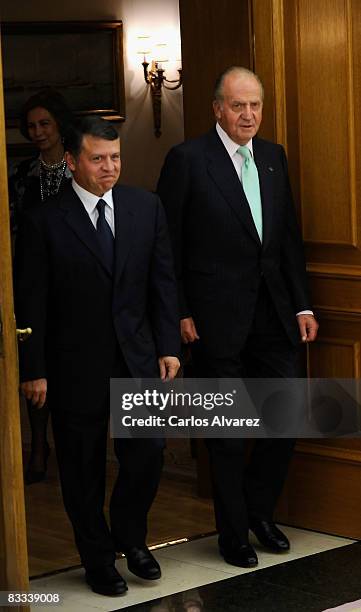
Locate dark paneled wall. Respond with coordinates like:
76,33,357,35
179,0,252,139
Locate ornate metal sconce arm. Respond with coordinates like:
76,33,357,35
163,69,183,90
142,61,182,137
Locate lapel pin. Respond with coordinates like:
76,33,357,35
268,166,274,172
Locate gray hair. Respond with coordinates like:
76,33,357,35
214,66,264,101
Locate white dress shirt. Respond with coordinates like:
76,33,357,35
215,123,313,318
216,122,252,181
72,179,115,236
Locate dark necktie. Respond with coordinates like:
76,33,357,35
96,198,114,270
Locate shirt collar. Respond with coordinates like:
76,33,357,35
216,122,253,158
72,179,114,216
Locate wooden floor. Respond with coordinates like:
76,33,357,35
24,441,216,578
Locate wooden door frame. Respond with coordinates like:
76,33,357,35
0,34,30,609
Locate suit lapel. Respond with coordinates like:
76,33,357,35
60,184,113,277
253,138,275,250
113,186,135,284
205,129,261,245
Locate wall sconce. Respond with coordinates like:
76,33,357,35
138,38,182,137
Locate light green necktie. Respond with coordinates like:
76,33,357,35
237,145,263,241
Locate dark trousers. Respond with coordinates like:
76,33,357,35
51,352,164,570
192,281,299,545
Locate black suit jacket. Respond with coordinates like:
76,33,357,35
15,182,180,414
157,128,310,357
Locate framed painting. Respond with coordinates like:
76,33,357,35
2,21,126,127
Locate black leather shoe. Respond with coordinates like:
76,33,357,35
125,546,161,580
85,565,127,596
250,520,290,552
220,543,258,568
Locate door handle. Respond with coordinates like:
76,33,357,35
16,327,32,342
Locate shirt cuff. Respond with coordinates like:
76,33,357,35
296,310,314,316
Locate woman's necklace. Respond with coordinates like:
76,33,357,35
39,157,67,202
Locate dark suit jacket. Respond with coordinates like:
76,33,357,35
157,128,310,358
15,182,180,414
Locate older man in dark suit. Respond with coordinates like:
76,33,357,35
157,66,318,568
15,116,180,596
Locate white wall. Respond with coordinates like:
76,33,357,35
2,0,184,190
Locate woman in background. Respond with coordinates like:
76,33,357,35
9,89,74,484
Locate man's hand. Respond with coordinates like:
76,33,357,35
158,356,180,381
297,314,319,343
180,317,200,344
20,378,47,408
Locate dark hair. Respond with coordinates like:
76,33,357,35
65,116,119,157
214,66,264,101
19,89,75,141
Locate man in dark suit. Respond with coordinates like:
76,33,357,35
157,66,318,568
15,117,180,596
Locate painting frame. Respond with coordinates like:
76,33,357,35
2,20,126,128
